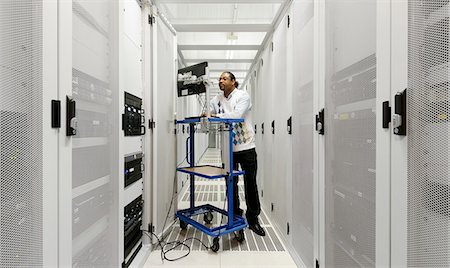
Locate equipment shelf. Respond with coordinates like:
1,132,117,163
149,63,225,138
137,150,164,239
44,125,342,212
177,165,244,179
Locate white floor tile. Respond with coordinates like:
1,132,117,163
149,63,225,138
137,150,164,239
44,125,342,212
220,251,297,268
143,250,220,268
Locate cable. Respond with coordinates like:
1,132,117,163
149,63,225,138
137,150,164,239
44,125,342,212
143,230,210,261
195,91,208,115
145,142,214,262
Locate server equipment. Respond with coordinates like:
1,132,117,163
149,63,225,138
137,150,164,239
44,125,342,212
123,92,145,136
123,195,143,266
124,153,143,188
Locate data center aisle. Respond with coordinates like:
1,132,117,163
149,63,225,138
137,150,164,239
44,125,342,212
143,148,298,267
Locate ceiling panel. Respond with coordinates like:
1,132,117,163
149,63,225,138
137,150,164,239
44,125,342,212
182,50,257,59
160,3,280,24
207,62,252,70
177,32,266,45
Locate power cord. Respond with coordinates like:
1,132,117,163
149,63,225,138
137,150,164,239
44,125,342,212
143,230,210,261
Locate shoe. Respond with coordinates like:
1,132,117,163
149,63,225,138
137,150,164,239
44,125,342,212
249,222,266,236
235,208,244,217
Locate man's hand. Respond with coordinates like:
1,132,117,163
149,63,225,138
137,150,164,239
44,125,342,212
200,112,217,117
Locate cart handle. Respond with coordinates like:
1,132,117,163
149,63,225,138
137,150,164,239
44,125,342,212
186,136,191,165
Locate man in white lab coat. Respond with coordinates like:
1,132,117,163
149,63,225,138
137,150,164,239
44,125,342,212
209,72,265,236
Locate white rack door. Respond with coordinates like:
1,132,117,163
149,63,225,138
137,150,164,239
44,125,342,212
70,1,119,266
323,0,377,267
405,0,450,266
0,0,58,266
291,0,315,266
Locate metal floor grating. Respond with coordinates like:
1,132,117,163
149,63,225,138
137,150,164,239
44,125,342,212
175,148,285,252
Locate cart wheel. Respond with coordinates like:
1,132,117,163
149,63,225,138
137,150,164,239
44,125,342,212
180,220,188,230
211,237,220,252
235,229,245,243
203,211,213,224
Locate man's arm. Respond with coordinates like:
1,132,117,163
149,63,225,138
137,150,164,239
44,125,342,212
216,92,251,119
209,98,216,115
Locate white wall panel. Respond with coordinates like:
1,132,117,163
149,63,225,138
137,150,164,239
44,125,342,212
124,0,142,47
122,36,143,97
153,15,177,235
291,0,314,266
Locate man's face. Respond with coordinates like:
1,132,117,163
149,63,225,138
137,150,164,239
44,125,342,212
218,73,234,91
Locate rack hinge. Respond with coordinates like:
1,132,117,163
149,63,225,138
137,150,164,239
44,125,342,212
315,108,324,135
271,42,274,52
149,119,155,129
287,222,290,235
271,120,275,134
316,259,320,268
148,14,155,25
287,15,291,28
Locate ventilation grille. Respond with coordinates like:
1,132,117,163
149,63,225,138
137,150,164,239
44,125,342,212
292,81,314,265
325,53,377,267
0,0,43,266
408,1,450,266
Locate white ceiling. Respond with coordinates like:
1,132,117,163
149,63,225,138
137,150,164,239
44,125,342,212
154,0,284,89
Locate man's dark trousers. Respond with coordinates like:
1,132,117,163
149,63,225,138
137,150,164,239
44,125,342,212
228,148,261,225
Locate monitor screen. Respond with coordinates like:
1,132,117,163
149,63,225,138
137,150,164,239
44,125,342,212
177,62,208,97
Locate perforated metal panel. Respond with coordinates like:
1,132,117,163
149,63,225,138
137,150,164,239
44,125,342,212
0,0,43,266
72,1,118,266
407,1,450,266
325,0,376,267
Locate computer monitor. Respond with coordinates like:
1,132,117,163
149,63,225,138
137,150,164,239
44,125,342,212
177,62,208,97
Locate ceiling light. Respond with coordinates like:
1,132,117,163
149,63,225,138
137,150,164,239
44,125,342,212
227,33,238,40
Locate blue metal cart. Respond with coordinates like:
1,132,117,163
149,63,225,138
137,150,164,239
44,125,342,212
175,117,248,252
